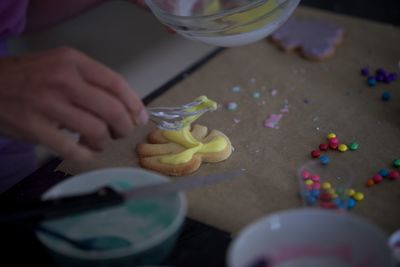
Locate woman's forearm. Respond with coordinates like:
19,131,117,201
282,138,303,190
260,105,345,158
25,0,107,33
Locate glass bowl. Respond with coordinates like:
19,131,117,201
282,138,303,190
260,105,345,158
145,0,301,46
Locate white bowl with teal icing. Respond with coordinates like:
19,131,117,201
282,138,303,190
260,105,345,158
36,168,186,267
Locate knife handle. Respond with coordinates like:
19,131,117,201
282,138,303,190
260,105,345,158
0,186,124,224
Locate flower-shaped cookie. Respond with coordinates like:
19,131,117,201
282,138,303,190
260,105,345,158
270,17,345,60
136,124,233,176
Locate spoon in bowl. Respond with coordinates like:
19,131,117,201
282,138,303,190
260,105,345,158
36,225,131,251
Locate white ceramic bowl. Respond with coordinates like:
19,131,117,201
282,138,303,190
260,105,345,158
228,208,394,267
36,168,186,267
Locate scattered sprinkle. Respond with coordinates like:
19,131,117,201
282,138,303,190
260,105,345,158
252,91,261,99
226,102,238,111
361,67,369,76
381,91,391,101
280,99,289,113
233,118,240,124
367,76,377,87
231,85,241,92
271,89,278,96
263,114,283,129
362,66,398,87
303,99,310,104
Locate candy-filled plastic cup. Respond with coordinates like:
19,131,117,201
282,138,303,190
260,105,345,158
297,160,355,210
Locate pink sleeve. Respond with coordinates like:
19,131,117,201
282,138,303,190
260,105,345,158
0,0,30,55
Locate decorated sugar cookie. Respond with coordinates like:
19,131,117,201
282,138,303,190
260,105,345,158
270,17,345,60
136,96,233,176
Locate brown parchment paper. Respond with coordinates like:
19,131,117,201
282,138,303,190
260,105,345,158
58,7,400,235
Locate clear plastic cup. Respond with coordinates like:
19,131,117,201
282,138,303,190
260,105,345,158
297,160,354,210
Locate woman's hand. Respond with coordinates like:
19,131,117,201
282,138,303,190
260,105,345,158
0,47,148,161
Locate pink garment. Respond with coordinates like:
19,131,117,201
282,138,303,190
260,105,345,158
0,0,37,194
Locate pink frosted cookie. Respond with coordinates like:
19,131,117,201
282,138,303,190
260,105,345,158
270,17,345,60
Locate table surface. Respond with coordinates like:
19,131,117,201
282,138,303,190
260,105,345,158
0,4,399,266
58,6,400,235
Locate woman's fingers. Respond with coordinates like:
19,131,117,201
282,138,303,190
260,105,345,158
35,99,112,151
0,46,148,161
72,49,148,126
27,115,94,161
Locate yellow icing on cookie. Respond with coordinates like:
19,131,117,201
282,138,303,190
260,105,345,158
181,95,217,127
160,136,227,165
159,96,227,165
162,126,200,148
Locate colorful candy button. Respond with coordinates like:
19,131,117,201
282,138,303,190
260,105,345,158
381,91,391,101
354,192,364,201
347,198,356,209
312,183,321,190
301,171,311,179
319,143,329,151
327,188,336,195
338,144,348,152
320,192,332,202
366,178,375,187
320,155,330,165
372,174,383,184
310,174,320,182
326,133,336,139
329,137,339,145
360,67,369,76
304,179,314,186
347,189,356,197
367,76,377,87
311,150,321,158
348,142,359,151
329,143,338,150
321,182,331,190
310,189,320,198
388,171,400,181
378,168,389,177
393,159,400,168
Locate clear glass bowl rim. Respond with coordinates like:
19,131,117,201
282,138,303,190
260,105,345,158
145,0,286,21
